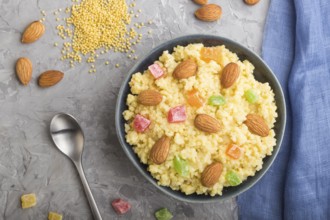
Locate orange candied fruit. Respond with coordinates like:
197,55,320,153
226,144,242,159
200,47,223,64
186,89,204,108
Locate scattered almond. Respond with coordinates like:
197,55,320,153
201,162,223,187
22,21,45,43
193,0,208,5
195,4,222,22
244,114,269,137
194,114,222,133
220,62,240,88
16,57,32,85
173,59,197,79
149,136,170,165
38,70,64,88
138,90,163,106
244,0,260,6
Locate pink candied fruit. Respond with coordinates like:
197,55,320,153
111,198,131,215
168,105,187,123
133,114,151,132
148,63,164,79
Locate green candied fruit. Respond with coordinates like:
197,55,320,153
155,208,173,220
173,156,189,177
244,89,258,104
208,95,226,106
226,170,242,186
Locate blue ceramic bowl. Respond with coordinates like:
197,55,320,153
115,35,286,203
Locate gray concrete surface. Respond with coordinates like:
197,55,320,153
0,0,269,219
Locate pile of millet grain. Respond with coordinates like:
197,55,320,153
40,0,153,73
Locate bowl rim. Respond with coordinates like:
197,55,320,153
115,34,286,203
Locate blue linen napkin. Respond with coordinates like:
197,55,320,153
238,0,330,219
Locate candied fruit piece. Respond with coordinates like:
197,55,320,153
111,198,131,215
186,89,204,108
148,63,165,79
226,144,242,159
21,193,37,209
155,208,173,220
208,95,226,106
133,114,151,132
226,170,242,186
48,212,63,220
173,156,189,177
244,89,258,103
200,47,223,64
168,105,186,123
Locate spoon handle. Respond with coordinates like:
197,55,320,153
75,161,103,220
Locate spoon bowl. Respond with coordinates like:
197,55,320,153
50,114,84,162
50,113,102,220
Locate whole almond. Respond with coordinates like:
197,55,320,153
194,114,222,133
201,162,223,187
173,59,197,79
244,114,269,137
38,70,64,88
193,0,208,5
220,62,240,88
244,0,260,5
149,136,170,165
22,21,45,43
195,4,222,22
138,90,163,106
16,57,32,85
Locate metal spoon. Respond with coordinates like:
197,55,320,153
50,113,102,220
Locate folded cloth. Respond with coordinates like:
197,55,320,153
238,0,330,219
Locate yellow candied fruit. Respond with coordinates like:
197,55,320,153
21,193,37,209
200,47,223,64
48,212,63,220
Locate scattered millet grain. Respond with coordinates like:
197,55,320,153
40,0,154,72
